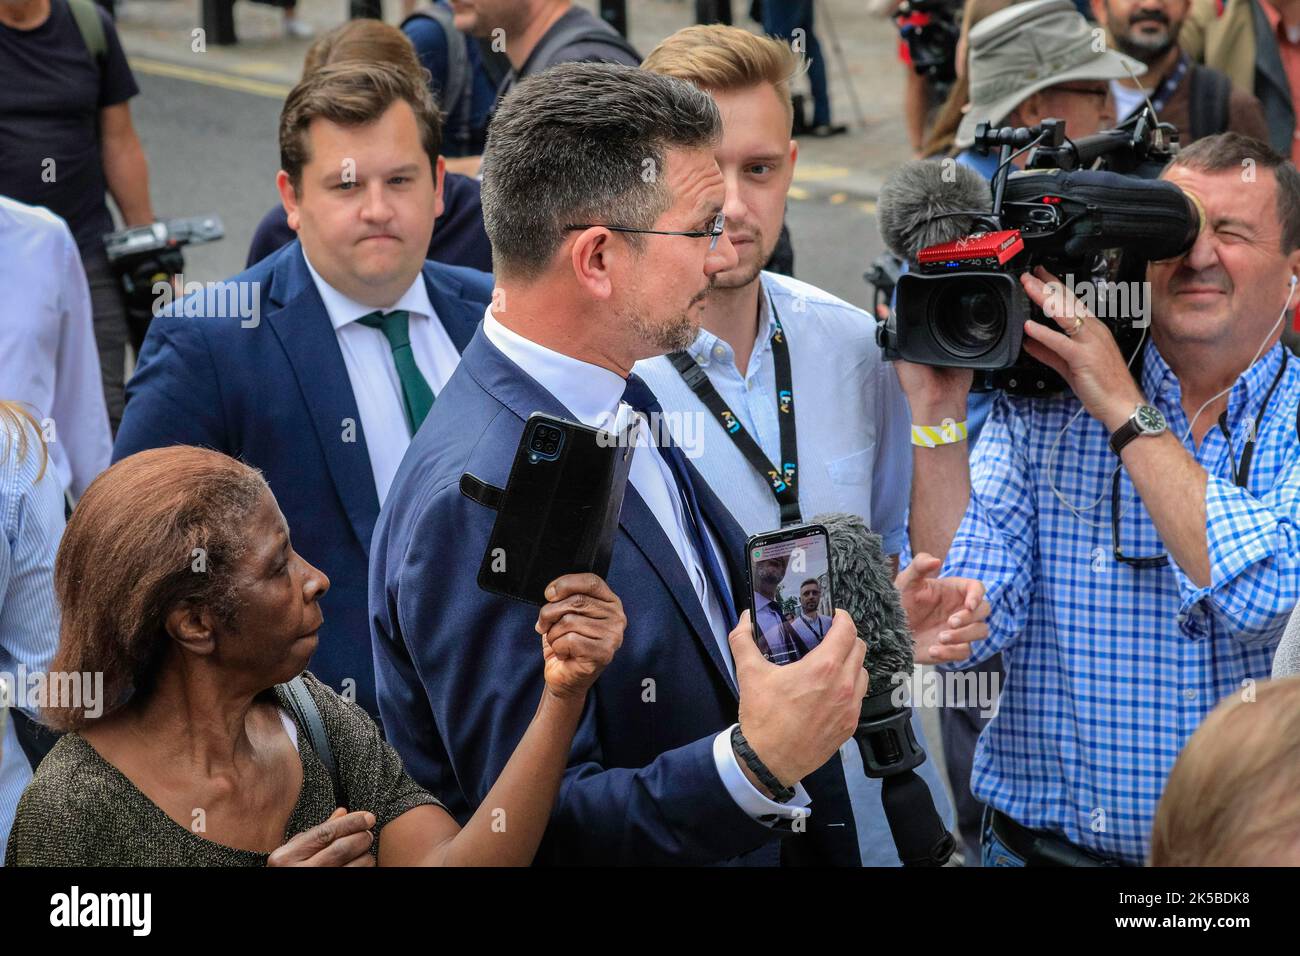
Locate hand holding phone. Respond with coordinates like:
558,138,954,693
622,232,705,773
726,608,868,793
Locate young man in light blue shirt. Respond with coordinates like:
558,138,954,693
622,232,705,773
636,25,990,865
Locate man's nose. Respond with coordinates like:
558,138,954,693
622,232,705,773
1181,221,1221,273
360,180,393,221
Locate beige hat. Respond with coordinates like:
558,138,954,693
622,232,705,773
955,0,1147,149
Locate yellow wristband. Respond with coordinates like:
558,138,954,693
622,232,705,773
912,419,968,447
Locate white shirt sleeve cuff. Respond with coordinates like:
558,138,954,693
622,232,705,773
712,725,812,824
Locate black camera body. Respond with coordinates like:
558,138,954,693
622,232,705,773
103,214,224,351
878,113,1200,396
894,0,961,88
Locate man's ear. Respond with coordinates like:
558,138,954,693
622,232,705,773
569,227,615,302
433,154,447,222
1010,97,1040,128
1088,0,1109,31
276,169,301,233
165,602,218,658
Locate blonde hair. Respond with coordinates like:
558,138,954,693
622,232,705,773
0,401,48,482
302,17,427,83
642,24,804,129
1150,676,1300,866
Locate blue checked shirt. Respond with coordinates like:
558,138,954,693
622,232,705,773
941,340,1300,864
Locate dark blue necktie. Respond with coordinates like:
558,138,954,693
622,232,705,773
622,373,738,625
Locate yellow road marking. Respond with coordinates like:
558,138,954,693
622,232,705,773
129,56,291,98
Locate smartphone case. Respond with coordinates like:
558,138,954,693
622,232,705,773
460,411,639,604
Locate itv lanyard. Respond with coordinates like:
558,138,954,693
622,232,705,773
668,303,801,525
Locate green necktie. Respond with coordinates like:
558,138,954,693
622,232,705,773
357,309,435,435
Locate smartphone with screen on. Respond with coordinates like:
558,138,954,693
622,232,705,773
745,524,835,665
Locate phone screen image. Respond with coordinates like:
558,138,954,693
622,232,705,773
748,528,833,666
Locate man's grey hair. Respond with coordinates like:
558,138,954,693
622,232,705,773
480,62,722,280
1168,132,1300,253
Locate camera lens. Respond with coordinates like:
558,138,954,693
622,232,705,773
931,279,1007,360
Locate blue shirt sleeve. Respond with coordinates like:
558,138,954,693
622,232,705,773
940,394,1039,668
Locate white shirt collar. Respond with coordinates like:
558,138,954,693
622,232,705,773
481,307,628,428
300,249,435,331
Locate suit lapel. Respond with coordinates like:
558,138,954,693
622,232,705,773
616,486,739,698
264,243,380,552
690,462,752,621
422,264,483,354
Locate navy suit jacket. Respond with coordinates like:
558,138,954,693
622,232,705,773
113,241,493,718
369,327,861,865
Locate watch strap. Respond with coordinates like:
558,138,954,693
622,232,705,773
730,725,796,803
1109,417,1142,456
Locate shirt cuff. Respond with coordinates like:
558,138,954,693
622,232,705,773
712,725,811,824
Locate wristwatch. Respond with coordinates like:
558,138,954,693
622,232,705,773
1108,403,1168,455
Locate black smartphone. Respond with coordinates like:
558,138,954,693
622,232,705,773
746,524,835,665
470,411,638,604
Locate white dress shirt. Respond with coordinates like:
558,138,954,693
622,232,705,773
482,309,810,823
301,252,461,504
0,197,111,499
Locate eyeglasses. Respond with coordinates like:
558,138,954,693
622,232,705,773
1110,468,1168,568
564,211,727,251
1053,85,1112,103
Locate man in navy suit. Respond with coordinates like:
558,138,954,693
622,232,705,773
370,63,874,865
114,62,492,719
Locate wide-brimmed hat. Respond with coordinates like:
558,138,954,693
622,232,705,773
955,0,1147,148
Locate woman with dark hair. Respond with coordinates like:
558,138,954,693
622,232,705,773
6,446,624,866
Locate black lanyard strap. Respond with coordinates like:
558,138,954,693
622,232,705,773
1148,52,1189,116
668,306,801,525
1217,349,1289,490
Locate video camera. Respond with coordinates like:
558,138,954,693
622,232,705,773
104,214,224,351
894,0,961,89
875,110,1203,396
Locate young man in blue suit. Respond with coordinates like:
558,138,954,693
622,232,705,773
371,62,879,866
113,62,493,720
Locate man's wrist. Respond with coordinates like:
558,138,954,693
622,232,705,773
909,399,969,424
1101,394,1147,435
734,749,777,799
731,726,795,801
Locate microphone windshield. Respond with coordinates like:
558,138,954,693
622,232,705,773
813,512,914,698
877,159,994,263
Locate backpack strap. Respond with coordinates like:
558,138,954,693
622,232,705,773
402,3,470,118
66,0,107,73
1187,64,1232,143
280,675,346,806
525,11,641,73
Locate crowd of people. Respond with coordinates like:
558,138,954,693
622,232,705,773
2,0,1300,869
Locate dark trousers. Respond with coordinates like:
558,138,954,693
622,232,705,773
939,653,1002,865
79,245,130,434
762,0,831,126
